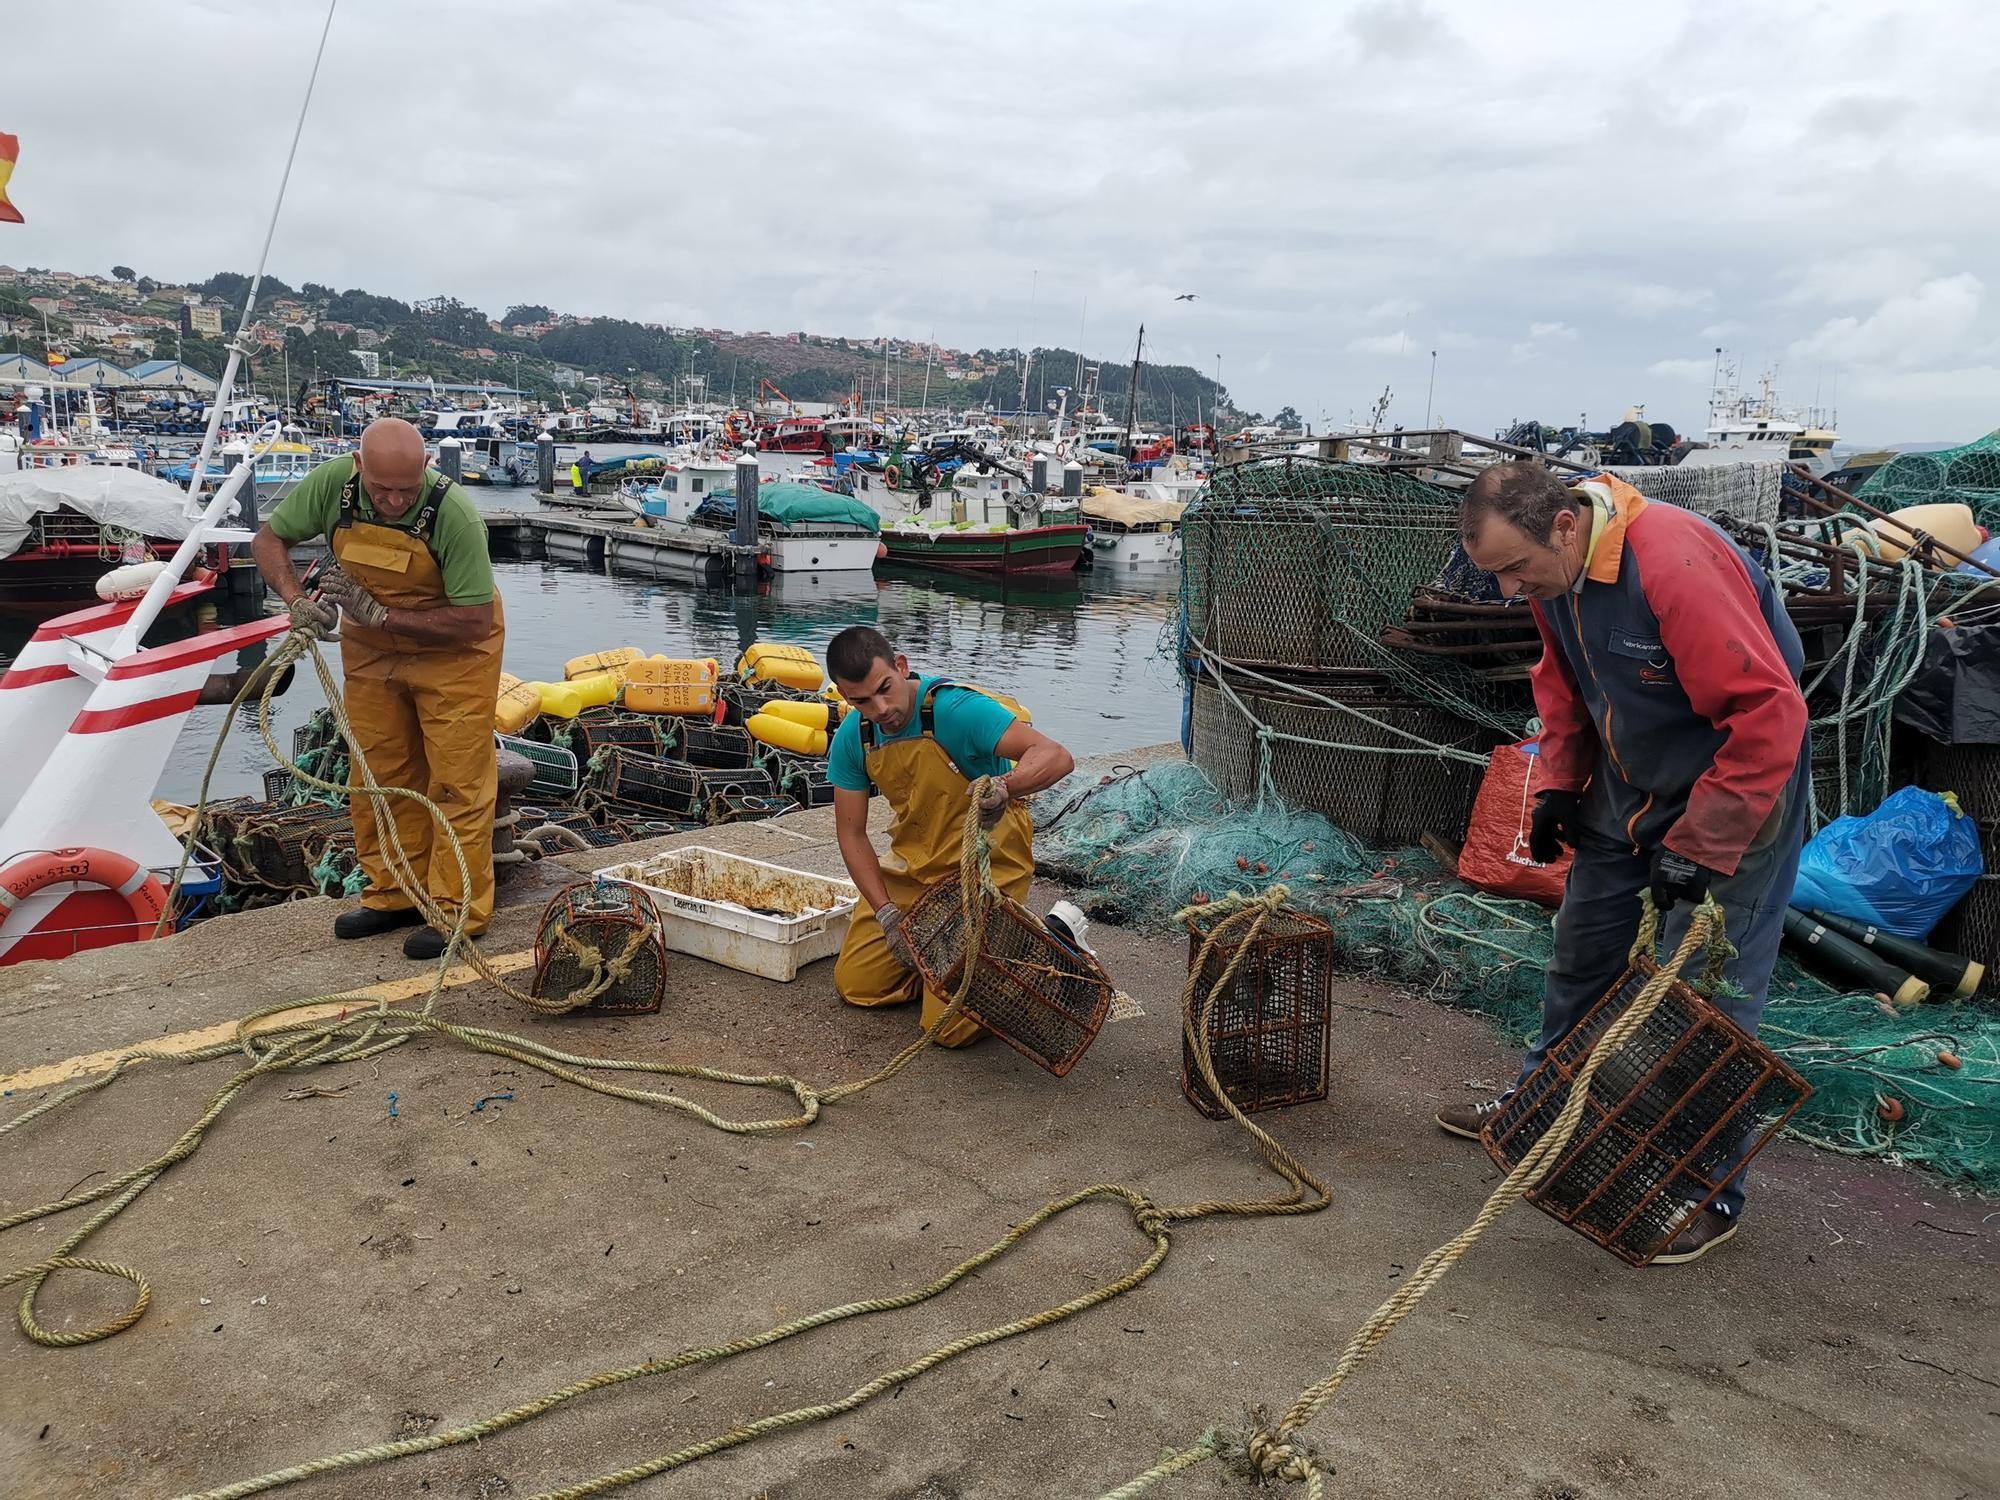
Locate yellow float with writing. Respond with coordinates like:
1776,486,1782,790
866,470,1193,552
738,642,824,693
625,655,721,716
563,646,645,682
496,674,544,734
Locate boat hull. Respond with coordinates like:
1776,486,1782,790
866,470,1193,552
877,523,1087,575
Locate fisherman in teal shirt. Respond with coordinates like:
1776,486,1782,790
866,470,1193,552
825,626,1074,1045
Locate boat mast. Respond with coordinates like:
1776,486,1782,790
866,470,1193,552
1121,324,1144,460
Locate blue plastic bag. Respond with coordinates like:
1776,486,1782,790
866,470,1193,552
1790,786,1985,939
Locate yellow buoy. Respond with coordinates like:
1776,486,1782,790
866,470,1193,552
761,698,842,731
625,656,721,716
495,677,543,734
536,680,585,719
568,671,622,710
746,711,830,757
564,646,645,682
739,642,824,693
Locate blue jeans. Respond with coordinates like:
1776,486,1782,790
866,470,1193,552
1513,754,1809,1218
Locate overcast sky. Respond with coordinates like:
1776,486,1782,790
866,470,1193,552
6,1,1995,442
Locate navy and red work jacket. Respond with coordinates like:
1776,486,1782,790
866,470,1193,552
1529,476,1808,876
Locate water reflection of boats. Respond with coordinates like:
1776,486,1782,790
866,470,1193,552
875,559,1084,608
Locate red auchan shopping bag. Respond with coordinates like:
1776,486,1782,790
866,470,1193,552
1456,739,1572,906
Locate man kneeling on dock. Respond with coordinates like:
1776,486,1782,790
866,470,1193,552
826,626,1074,1045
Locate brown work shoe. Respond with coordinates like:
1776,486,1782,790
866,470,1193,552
1435,1096,1506,1140
1652,1206,1739,1266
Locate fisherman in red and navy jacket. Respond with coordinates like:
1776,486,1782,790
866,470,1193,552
1439,462,1809,1264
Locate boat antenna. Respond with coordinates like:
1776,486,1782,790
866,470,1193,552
178,0,339,521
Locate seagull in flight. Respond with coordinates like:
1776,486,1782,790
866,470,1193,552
1173,293,1199,302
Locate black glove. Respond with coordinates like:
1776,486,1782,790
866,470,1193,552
1528,789,1582,865
1649,847,1713,912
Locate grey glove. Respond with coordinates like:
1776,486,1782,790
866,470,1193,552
972,776,1011,830
319,566,388,630
287,594,339,640
878,901,918,972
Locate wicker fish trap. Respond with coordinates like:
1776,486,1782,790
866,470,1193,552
1182,905,1334,1118
1482,958,1811,1266
532,881,666,1015
904,876,1115,1076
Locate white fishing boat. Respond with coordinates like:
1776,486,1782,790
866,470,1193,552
1680,356,1840,472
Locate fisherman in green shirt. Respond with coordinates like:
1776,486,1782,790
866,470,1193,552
252,417,506,960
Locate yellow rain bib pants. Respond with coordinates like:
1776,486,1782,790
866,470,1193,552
833,686,1035,1048
331,473,506,934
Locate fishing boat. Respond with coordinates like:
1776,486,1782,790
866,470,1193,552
1680,357,1840,472
632,479,880,573
0,465,238,616
1082,487,1185,567
873,465,1087,575
757,416,831,455
159,434,318,509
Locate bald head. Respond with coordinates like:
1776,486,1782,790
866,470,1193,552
358,417,429,518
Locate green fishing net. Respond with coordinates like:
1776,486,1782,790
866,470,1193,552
1034,762,2000,1190
1857,428,2000,534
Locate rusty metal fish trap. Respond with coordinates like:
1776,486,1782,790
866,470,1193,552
1481,958,1812,1266
532,881,667,1015
586,749,704,817
904,876,1115,1076
1182,905,1334,1119
207,800,359,900
560,710,671,761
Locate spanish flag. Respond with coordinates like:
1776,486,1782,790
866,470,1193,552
0,133,21,224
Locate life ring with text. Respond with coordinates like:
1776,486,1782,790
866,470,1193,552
0,847,171,935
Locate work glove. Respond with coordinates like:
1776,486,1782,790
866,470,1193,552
972,776,1011,830
1527,789,1582,865
319,566,389,631
1649,847,1714,913
877,901,918,972
287,594,339,641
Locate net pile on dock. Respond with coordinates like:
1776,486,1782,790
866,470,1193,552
1857,429,2000,532
1033,761,2000,1190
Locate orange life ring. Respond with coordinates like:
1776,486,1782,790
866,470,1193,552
0,846,170,935
884,463,902,491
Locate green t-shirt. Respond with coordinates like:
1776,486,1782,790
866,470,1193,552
267,455,496,606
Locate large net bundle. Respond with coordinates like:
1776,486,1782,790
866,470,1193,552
1857,429,2000,531
1033,763,2000,1189
1601,461,1786,528
1181,456,1464,674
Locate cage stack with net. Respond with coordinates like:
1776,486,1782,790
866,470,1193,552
532,881,668,1015
903,876,1116,1076
1482,955,1812,1266
1179,455,1520,846
1182,902,1334,1118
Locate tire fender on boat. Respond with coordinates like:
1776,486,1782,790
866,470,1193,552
0,847,171,934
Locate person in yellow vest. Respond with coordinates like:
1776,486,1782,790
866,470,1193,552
251,417,505,960
826,626,1075,1046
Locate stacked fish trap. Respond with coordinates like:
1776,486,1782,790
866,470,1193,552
585,748,706,820
495,734,580,801
1182,904,1334,1118
558,709,671,762
205,798,360,900
1481,958,1811,1265
1181,456,1514,849
680,721,756,770
532,881,667,1015
904,875,1115,1076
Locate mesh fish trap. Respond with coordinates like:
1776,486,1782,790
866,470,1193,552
586,749,704,817
496,733,580,800
694,765,776,801
209,800,359,899
1189,675,1499,846
532,881,667,1015
1482,959,1811,1265
1182,456,1463,673
561,711,670,761
1182,905,1334,1118
904,876,1115,1076
681,721,756,769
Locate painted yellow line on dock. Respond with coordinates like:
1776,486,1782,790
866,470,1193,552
0,949,534,1095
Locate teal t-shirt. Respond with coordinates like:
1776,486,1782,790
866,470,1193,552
827,676,1018,793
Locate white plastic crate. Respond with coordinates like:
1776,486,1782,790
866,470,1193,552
594,846,859,982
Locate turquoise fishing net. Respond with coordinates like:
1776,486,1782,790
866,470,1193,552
1034,762,2000,1190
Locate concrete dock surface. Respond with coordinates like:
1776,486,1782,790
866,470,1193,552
2,792,1995,1500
